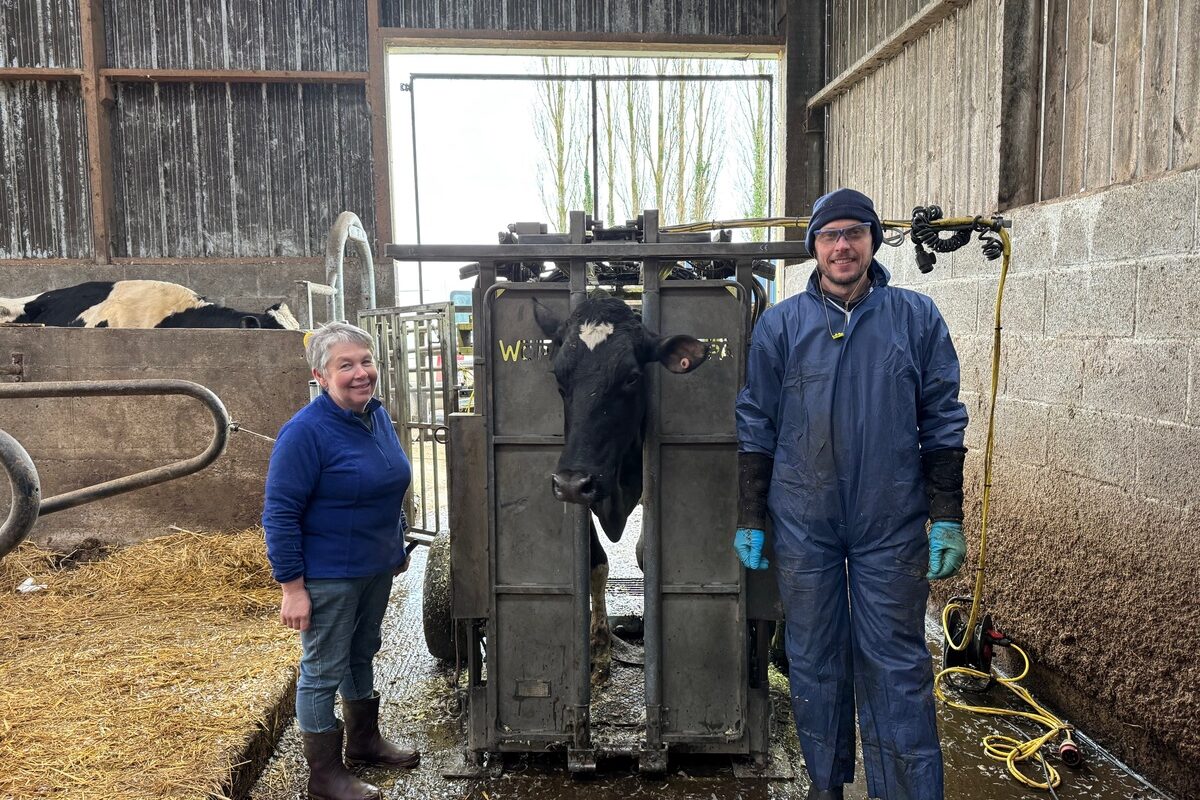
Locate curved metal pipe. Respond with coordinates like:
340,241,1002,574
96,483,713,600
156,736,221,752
0,429,42,560
0,380,230,547
326,210,378,321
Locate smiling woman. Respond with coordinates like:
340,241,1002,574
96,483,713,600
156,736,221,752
313,338,379,414
262,320,421,798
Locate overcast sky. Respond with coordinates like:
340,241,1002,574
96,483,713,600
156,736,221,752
385,51,780,307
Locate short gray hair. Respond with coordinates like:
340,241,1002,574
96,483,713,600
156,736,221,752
306,321,375,373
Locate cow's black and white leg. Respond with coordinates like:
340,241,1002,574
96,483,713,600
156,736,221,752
588,522,612,682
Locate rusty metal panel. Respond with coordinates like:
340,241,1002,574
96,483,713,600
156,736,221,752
109,81,374,258
103,0,366,70
0,80,91,258
0,0,81,68
381,0,777,37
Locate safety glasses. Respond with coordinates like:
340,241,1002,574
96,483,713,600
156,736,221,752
811,222,872,246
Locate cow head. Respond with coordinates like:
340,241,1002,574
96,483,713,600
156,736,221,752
534,295,709,541
264,302,300,330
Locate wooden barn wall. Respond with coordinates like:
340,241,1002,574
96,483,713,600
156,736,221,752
380,0,777,37
0,0,81,68
824,0,1001,218
109,81,374,259
102,0,366,70
93,0,375,259
1038,0,1199,202
0,81,92,259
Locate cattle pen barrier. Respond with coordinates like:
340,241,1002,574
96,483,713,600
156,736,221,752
387,211,812,775
0,379,230,559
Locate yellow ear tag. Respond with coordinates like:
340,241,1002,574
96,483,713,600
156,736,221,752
303,331,314,348
831,332,845,340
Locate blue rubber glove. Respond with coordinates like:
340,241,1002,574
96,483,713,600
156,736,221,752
734,528,769,570
926,521,966,580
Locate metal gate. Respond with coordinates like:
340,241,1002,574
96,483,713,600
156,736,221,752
358,304,456,543
388,212,807,773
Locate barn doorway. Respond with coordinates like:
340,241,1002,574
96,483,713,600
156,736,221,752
386,51,782,307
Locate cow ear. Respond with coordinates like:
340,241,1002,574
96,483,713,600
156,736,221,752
647,334,709,373
532,298,564,345
240,315,262,329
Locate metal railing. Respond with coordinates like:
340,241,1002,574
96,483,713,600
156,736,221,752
0,379,230,560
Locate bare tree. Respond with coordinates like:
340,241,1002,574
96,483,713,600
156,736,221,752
533,57,588,232
688,60,723,222
615,59,649,222
735,66,771,240
639,58,681,218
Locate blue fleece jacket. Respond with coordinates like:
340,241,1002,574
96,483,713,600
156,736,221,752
263,392,411,583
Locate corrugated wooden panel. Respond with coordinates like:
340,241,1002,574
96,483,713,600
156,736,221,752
1039,0,1198,200
110,81,374,258
824,0,1000,217
0,0,81,68
103,0,366,70
380,0,777,37
827,0,922,76
0,81,91,258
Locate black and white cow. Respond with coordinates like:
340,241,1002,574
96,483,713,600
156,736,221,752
0,280,300,330
533,295,709,676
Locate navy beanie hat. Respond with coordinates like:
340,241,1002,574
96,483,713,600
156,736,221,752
806,187,884,255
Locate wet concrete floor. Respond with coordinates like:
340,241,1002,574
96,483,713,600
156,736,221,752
249,524,1171,800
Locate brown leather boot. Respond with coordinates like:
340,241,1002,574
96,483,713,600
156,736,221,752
342,692,421,769
301,723,382,800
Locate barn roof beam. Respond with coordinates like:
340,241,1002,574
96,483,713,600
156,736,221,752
98,69,369,85
0,68,83,81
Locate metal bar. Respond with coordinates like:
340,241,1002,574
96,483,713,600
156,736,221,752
0,379,229,519
424,315,439,531
79,0,112,263
382,27,785,50
495,584,573,595
100,68,369,84
365,0,393,253
105,256,325,265
566,214,593,764
408,81,424,305
408,72,774,83
479,263,499,752
326,211,377,321
386,242,810,261
590,77,599,220
394,318,415,530
436,306,454,527
0,67,83,80
640,210,666,762
661,584,741,594
0,430,41,560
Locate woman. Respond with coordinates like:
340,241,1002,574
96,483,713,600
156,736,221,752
263,321,419,800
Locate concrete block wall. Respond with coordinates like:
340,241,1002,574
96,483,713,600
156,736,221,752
778,166,1200,797
0,328,310,551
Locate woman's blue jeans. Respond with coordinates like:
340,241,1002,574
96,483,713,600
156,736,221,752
296,571,393,733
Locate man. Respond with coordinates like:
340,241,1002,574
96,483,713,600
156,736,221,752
733,188,968,800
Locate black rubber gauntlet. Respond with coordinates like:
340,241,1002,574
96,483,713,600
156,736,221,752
737,451,774,530
921,447,966,522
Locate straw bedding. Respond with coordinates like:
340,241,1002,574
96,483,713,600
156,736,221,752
0,528,298,800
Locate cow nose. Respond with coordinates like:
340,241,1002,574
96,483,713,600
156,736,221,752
552,471,596,504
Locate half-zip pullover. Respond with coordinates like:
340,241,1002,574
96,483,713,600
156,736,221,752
264,391,411,583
